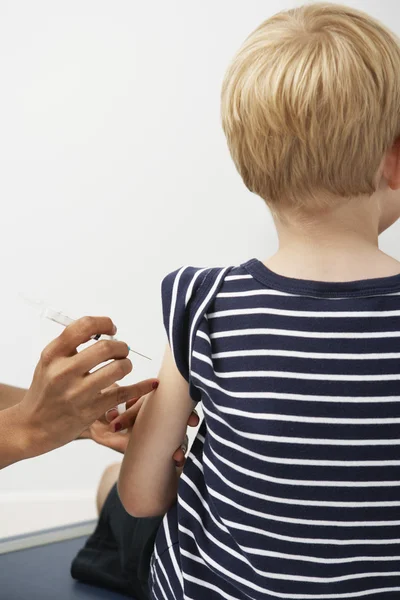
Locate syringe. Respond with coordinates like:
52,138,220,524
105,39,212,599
43,307,151,361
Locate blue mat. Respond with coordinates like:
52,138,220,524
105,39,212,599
0,523,128,599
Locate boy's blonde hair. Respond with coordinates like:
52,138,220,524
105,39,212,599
221,3,400,212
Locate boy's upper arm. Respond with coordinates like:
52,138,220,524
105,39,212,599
161,267,210,401
156,344,195,412
131,343,195,453
119,266,214,515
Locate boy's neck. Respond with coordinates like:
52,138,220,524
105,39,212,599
265,196,400,282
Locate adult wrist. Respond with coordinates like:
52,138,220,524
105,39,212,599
0,403,37,469
10,402,45,462
0,384,27,411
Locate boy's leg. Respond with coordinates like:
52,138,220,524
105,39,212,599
71,466,163,600
96,462,121,514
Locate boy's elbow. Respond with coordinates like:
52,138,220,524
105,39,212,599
124,501,163,519
117,481,164,518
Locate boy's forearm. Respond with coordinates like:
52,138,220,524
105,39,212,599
119,451,180,517
0,384,27,411
119,398,190,516
118,393,181,517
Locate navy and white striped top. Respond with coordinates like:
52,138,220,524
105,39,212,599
150,258,400,600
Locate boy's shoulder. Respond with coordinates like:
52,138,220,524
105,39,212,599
161,261,260,301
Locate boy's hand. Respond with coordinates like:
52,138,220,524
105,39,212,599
106,398,199,464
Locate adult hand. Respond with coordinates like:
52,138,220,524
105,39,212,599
78,394,140,454
15,316,158,460
106,398,200,466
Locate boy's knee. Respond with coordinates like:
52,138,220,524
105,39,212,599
96,462,121,515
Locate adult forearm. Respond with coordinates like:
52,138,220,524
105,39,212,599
0,384,27,411
0,403,31,469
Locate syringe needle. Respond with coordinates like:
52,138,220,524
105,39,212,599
129,348,152,361
42,307,152,361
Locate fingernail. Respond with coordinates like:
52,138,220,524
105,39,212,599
152,381,159,390
112,324,117,335
106,408,118,422
114,423,122,432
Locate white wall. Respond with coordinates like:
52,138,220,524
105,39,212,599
0,0,399,537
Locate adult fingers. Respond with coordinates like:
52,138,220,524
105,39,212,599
173,435,189,467
109,401,142,432
187,410,199,428
105,407,119,423
90,429,129,454
125,397,140,410
97,385,119,423
97,378,158,415
128,379,159,398
72,340,130,374
101,385,144,413
173,447,185,466
106,397,138,423
100,435,129,454
82,358,133,400
44,316,117,358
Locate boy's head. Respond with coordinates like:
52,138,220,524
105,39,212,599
221,3,400,218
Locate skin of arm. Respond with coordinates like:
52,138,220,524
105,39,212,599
0,386,32,468
0,384,26,410
0,402,34,468
118,344,195,518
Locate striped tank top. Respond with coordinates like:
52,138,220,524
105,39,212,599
149,258,400,600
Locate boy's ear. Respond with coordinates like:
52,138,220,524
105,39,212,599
383,137,400,190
